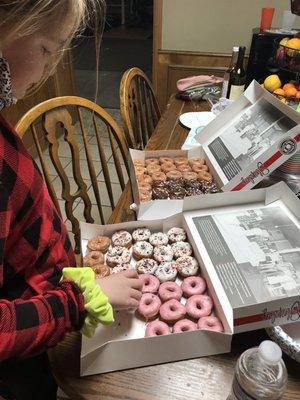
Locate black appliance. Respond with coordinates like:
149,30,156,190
245,28,297,87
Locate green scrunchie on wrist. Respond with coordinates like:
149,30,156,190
62,267,114,337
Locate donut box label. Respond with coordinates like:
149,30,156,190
183,182,300,334
79,215,233,376
195,80,300,193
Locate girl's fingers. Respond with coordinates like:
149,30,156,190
130,277,143,290
131,288,142,301
123,269,138,278
128,298,139,310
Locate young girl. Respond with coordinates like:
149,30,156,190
0,1,142,399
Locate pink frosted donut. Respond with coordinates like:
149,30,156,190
138,293,161,319
182,276,206,298
186,295,213,319
158,281,182,302
198,316,223,332
139,273,160,294
145,320,171,337
173,319,198,333
159,299,186,323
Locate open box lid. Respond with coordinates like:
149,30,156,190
182,182,300,333
195,81,300,192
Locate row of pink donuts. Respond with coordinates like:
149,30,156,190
145,316,223,337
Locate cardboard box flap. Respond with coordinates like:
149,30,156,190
183,183,300,333
195,80,300,191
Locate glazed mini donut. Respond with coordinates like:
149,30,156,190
145,320,171,337
189,157,205,167
171,241,192,259
161,162,177,173
139,273,160,293
153,245,174,263
138,175,153,185
159,299,186,324
181,276,206,297
174,156,189,166
136,258,158,274
177,164,192,173
138,293,161,319
186,295,213,319
106,246,131,267
135,166,147,176
83,250,104,267
92,263,110,278
167,227,187,243
149,232,169,247
182,171,198,181
147,164,161,175
110,263,134,274
176,256,199,277
197,171,213,182
145,158,159,166
159,157,174,164
132,228,151,242
139,189,152,202
133,159,145,167
132,241,154,260
198,316,223,332
87,236,111,253
158,281,182,302
111,230,132,248
151,172,166,183
138,182,152,192
192,164,209,173
173,319,197,333
154,262,177,282
166,170,182,181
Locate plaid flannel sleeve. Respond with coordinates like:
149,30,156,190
0,116,86,361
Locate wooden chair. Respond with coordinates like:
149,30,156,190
120,67,161,149
15,96,130,255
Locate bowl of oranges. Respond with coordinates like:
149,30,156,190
276,37,300,73
263,74,300,105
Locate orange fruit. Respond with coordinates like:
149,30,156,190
286,38,300,50
296,91,300,99
284,87,297,97
273,88,285,96
283,83,296,91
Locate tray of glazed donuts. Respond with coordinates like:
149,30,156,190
82,226,224,338
133,155,221,203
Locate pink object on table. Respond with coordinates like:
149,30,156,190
177,75,223,91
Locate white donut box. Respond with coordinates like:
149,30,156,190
80,182,300,376
129,80,300,220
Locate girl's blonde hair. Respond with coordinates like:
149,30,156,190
0,0,106,97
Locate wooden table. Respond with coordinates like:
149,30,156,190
50,96,300,400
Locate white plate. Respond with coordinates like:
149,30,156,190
179,111,215,129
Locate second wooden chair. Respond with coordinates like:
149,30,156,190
120,67,161,149
15,96,130,255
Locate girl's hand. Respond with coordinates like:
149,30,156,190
97,269,142,310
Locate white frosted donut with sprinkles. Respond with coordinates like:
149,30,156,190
111,230,132,248
155,262,178,282
111,263,134,274
149,232,169,247
132,241,154,260
171,241,192,259
167,227,187,243
106,246,131,267
132,228,151,242
153,245,173,263
136,258,158,274
176,256,199,277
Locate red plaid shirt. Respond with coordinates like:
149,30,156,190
0,114,86,361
